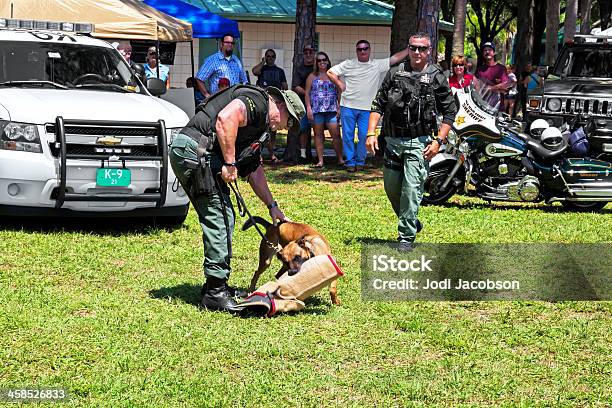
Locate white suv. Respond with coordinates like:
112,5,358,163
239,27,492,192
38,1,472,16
0,19,190,224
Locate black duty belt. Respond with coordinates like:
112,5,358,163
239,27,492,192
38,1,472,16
390,124,428,139
180,126,205,143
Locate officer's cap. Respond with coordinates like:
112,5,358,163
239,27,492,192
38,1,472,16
266,87,305,133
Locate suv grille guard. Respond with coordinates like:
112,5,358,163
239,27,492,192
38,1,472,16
54,117,168,209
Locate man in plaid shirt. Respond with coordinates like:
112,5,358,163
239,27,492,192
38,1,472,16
196,33,248,99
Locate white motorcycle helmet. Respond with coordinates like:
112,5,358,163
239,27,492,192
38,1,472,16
541,126,564,150
529,119,550,139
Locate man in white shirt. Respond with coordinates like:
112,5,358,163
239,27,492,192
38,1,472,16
328,40,410,172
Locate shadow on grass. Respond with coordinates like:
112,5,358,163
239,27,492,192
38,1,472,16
0,216,187,235
149,283,334,316
426,199,612,214
150,283,202,307
344,237,395,246
264,157,384,184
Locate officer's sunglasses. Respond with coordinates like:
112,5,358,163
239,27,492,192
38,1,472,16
356,46,370,52
409,44,429,53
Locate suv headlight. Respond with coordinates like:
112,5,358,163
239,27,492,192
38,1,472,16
167,127,183,144
546,98,562,112
0,121,42,153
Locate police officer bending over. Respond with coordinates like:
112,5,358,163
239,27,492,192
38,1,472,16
366,32,457,251
170,85,305,313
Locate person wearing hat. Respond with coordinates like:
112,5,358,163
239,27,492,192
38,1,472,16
169,84,305,313
475,41,510,108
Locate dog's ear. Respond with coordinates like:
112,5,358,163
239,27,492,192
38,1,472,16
298,237,317,258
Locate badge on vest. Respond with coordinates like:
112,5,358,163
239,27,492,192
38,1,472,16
420,74,431,84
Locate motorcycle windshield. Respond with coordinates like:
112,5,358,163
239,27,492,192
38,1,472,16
469,79,501,116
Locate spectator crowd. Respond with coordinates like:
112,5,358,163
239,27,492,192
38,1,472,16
115,34,540,171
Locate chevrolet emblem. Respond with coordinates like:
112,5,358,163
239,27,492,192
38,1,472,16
97,136,122,146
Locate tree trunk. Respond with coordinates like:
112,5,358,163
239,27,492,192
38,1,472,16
390,0,419,54
564,0,578,43
531,0,546,65
516,0,535,73
600,0,611,30
579,0,592,34
544,0,560,66
442,31,453,66
417,0,441,62
515,0,535,118
285,0,316,163
292,0,316,81
452,0,467,56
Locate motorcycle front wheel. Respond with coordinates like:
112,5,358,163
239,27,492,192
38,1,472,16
560,201,607,212
423,167,460,205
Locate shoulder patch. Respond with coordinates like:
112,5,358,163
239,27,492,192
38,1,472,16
244,96,256,113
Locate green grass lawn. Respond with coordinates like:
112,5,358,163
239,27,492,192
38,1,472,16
1,163,611,407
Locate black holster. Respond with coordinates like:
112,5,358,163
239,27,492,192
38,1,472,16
181,128,217,197
384,147,403,171
184,155,215,197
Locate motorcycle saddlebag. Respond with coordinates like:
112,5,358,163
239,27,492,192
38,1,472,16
560,158,612,184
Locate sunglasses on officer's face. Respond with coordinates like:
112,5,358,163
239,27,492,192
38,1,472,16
409,44,429,52
356,47,370,52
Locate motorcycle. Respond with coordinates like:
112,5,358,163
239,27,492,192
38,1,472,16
423,80,612,212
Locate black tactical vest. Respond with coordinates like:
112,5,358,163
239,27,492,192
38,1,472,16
186,84,270,157
386,63,439,137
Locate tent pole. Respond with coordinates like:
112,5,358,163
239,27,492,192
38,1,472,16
190,40,195,79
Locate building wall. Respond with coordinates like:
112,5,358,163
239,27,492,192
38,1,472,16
168,22,391,89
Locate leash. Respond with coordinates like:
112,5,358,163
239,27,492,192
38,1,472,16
228,180,279,251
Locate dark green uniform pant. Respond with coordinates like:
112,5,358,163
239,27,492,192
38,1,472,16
383,135,430,243
169,134,235,280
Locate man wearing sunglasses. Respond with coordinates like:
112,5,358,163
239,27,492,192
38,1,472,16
366,32,457,251
327,40,410,172
196,33,247,99
169,84,305,313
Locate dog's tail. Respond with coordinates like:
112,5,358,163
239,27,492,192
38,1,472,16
242,216,272,231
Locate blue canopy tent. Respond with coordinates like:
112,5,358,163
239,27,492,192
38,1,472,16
143,0,240,79
142,0,239,39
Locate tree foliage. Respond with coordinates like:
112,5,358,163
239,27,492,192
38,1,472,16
466,0,518,61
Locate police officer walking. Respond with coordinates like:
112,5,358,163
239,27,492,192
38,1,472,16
366,32,457,250
170,85,305,313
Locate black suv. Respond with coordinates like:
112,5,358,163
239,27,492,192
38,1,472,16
526,36,612,157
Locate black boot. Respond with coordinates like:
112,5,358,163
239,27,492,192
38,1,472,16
200,277,241,313
227,285,249,299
